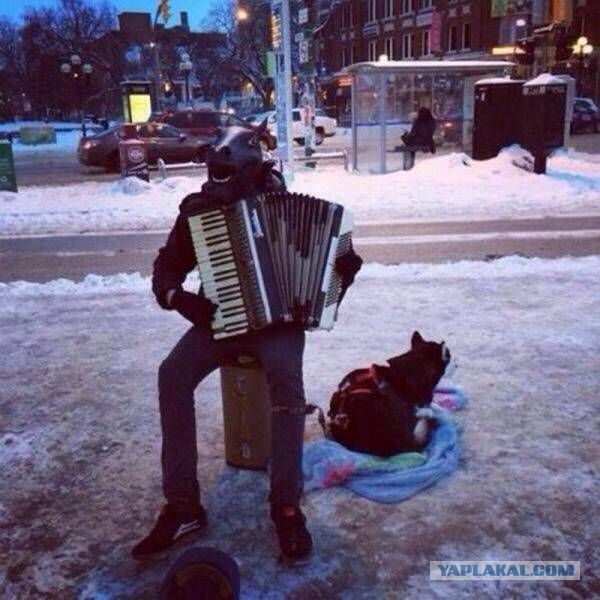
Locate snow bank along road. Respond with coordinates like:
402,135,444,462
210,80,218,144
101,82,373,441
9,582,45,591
0,257,597,598
1,215,600,282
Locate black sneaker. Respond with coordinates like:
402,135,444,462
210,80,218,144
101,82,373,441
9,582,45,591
271,505,312,563
131,504,207,559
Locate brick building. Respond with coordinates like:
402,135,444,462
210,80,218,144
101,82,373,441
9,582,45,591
315,0,599,117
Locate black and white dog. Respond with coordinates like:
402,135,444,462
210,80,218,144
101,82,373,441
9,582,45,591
384,331,453,448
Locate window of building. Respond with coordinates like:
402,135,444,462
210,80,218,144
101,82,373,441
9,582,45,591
420,0,433,10
462,22,471,49
499,16,520,44
400,0,413,14
342,47,349,67
385,0,395,19
422,29,431,56
402,33,413,58
368,40,378,61
448,24,458,51
341,5,355,28
385,37,395,59
350,45,355,63
367,0,377,22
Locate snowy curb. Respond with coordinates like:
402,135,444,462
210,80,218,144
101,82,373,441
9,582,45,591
1,255,599,297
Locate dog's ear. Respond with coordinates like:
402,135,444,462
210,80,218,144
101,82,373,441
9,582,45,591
411,331,424,348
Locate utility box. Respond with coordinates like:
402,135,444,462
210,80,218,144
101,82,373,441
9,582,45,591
472,78,524,160
521,74,568,174
118,123,149,182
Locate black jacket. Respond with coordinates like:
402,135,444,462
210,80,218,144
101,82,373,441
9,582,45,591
402,114,436,153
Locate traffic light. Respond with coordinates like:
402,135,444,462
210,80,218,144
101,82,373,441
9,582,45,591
158,0,170,23
515,38,535,66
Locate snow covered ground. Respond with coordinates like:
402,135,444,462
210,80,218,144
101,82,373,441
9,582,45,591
1,146,599,237
1,256,597,598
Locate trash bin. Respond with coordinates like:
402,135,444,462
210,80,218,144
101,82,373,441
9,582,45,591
118,123,149,181
220,356,271,470
520,74,568,174
473,78,524,160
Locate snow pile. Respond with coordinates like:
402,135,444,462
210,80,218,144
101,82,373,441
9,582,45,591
0,256,598,597
110,176,152,195
1,148,599,236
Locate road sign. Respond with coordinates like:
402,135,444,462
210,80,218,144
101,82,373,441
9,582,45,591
0,140,17,192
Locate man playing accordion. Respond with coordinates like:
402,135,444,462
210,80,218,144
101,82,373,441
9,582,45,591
132,121,362,563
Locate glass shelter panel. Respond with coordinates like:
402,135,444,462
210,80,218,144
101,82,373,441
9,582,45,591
354,73,383,173
432,73,464,149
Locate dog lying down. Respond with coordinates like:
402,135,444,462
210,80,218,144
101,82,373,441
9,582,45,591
327,331,454,456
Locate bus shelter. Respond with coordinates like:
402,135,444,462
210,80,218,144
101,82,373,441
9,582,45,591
345,60,513,173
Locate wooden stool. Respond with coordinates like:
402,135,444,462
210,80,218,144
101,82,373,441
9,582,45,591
220,355,271,470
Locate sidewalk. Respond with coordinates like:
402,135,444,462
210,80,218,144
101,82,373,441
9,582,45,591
1,257,598,598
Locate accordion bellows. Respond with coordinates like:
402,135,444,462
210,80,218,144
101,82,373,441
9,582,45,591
188,192,354,339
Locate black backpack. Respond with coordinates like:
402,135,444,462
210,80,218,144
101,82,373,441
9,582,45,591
308,365,420,457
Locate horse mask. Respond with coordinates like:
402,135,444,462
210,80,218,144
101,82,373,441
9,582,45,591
204,118,273,204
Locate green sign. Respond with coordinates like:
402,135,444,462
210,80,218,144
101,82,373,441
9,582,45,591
0,140,17,192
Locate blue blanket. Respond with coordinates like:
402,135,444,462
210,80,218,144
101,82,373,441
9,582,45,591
302,387,464,503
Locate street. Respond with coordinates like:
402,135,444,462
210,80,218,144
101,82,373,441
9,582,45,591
2,216,600,282
11,129,600,186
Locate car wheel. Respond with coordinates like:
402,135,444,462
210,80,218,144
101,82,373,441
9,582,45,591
194,148,207,164
315,128,325,145
105,151,119,173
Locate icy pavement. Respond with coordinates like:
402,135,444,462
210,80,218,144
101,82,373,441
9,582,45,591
1,146,600,237
1,256,598,598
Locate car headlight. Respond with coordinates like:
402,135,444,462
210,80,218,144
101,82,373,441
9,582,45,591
82,139,99,150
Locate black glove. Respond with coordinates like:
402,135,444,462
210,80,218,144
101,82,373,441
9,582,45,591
171,290,218,328
336,250,363,288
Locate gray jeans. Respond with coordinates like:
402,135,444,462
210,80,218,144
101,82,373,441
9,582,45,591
158,323,306,513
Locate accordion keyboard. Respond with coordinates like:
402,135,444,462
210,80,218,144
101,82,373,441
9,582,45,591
188,210,250,339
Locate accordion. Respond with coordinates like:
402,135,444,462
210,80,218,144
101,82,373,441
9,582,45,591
188,192,354,339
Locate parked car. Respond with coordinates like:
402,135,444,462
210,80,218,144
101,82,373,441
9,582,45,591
152,109,276,150
571,97,599,134
245,108,338,146
77,122,211,172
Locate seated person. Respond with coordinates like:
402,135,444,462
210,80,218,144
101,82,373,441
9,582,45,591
401,107,436,154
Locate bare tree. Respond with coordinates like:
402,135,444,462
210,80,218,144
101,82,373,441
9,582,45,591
204,0,273,109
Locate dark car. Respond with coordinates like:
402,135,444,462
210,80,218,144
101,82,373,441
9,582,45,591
153,109,277,150
77,122,211,172
571,97,599,134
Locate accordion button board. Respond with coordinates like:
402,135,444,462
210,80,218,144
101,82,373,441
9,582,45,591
188,192,354,339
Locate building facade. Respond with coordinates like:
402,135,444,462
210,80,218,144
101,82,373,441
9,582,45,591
315,0,599,118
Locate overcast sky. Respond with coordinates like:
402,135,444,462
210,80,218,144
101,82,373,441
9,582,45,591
0,0,212,29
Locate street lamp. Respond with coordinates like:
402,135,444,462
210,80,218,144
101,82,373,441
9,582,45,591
60,54,93,136
179,52,193,106
236,6,249,21
572,36,594,95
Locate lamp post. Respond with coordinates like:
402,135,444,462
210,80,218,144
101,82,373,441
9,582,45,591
572,36,594,96
179,53,193,106
60,54,93,137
